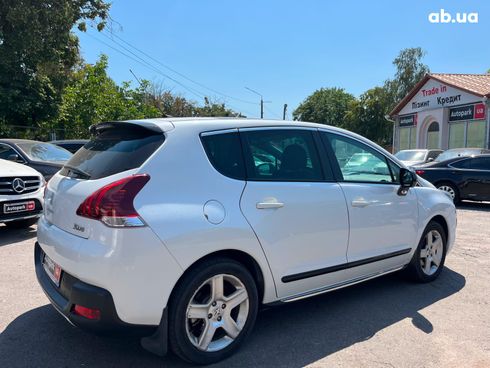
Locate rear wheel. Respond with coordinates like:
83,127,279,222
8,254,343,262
436,182,460,204
405,221,447,283
168,258,258,365
5,218,38,229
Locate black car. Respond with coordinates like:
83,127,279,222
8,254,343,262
0,139,72,180
49,139,88,154
414,154,490,203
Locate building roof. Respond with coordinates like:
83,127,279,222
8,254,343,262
390,73,490,116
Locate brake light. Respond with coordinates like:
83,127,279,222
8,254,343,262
72,305,101,320
415,170,425,176
76,174,150,227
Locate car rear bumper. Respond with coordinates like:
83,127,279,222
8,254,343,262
35,241,157,335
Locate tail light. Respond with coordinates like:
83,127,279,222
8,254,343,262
76,174,150,228
415,170,425,176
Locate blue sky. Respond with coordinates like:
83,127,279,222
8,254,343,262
77,0,490,119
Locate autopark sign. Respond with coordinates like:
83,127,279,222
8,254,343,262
399,113,417,127
399,78,482,115
449,103,486,122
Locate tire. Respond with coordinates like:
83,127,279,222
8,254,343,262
436,182,460,204
405,221,447,283
168,257,258,365
5,218,38,229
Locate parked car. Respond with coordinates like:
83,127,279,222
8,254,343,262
0,158,45,228
395,149,443,166
36,118,456,364
414,154,490,203
49,139,89,154
0,139,73,180
427,148,490,165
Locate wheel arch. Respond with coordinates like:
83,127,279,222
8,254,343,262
429,214,449,243
168,249,266,306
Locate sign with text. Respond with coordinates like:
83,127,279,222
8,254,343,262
449,103,486,122
399,114,417,127
399,78,481,115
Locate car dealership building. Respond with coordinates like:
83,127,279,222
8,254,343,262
390,74,490,152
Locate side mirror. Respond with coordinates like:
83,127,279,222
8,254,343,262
398,168,417,195
427,157,434,162
7,153,23,163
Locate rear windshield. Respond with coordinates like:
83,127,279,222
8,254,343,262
17,142,72,163
60,123,165,180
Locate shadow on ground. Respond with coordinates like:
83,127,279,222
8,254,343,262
0,268,465,368
0,224,36,247
457,201,490,212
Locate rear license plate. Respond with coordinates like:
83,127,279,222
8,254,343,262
3,201,35,214
42,254,62,287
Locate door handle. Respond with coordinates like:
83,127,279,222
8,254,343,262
256,200,284,209
351,199,376,208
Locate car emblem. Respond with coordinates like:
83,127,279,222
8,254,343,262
12,178,26,193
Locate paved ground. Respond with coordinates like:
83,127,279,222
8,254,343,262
1,203,489,367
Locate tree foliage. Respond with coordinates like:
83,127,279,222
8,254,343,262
0,0,110,128
384,47,430,108
345,87,393,146
292,87,355,128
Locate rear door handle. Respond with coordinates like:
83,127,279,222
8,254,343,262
256,200,284,209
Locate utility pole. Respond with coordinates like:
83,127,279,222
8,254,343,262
283,104,288,120
245,87,270,119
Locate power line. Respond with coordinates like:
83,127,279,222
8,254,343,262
84,31,259,117
102,29,257,105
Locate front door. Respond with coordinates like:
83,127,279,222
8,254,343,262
239,128,350,299
321,132,418,279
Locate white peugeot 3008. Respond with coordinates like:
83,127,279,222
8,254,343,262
36,118,456,364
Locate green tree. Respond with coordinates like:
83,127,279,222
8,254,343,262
292,87,355,128
0,0,110,130
55,55,161,138
345,87,393,147
384,47,430,108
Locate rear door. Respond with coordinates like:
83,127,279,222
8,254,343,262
239,128,349,299
44,123,165,239
464,157,490,200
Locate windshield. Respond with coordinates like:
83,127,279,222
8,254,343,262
435,149,479,162
395,150,426,161
17,142,72,163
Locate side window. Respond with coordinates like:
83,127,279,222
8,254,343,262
469,157,490,170
242,129,325,181
428,151,441,160
324,133,395,183
201,132,246,180
451,158,471,169
0,144,17,160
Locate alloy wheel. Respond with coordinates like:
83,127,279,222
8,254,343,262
185,274,249,352
438,185,455,200
419,229,444,276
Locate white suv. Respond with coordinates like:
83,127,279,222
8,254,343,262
1,158,44,228
36,118,456,364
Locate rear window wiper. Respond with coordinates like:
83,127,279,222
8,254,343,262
63,164,91,179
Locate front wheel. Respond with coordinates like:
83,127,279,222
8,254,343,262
168,258,258,365
405,221,447,283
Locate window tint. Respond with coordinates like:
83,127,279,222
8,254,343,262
469,157,490,170
201,132,246,180
61,123,165,180
242,129,324,181
325,133,395,183
0,144,17,160
451,159,471,169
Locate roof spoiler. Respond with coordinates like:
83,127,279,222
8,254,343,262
89,120,172,135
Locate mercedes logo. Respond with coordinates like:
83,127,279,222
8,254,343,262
12,178,26,193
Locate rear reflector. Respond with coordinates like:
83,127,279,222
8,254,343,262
415,170,425,176
76,174,150,227
72,305,101,320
